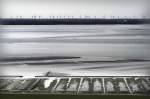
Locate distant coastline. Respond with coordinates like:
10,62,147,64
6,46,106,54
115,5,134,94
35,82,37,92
1,18,150,25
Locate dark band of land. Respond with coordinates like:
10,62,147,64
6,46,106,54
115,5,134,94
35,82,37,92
1,18,150,25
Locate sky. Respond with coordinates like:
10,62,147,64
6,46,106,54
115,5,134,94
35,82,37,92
0,0,150,18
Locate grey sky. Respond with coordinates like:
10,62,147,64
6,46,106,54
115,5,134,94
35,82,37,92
1,0,150,18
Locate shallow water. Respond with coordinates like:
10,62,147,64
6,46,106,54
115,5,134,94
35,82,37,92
0,25,150,77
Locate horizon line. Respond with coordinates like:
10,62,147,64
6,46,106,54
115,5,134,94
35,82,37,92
1,18,150,25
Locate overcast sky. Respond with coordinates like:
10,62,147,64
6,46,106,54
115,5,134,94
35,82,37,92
1,0,150,18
